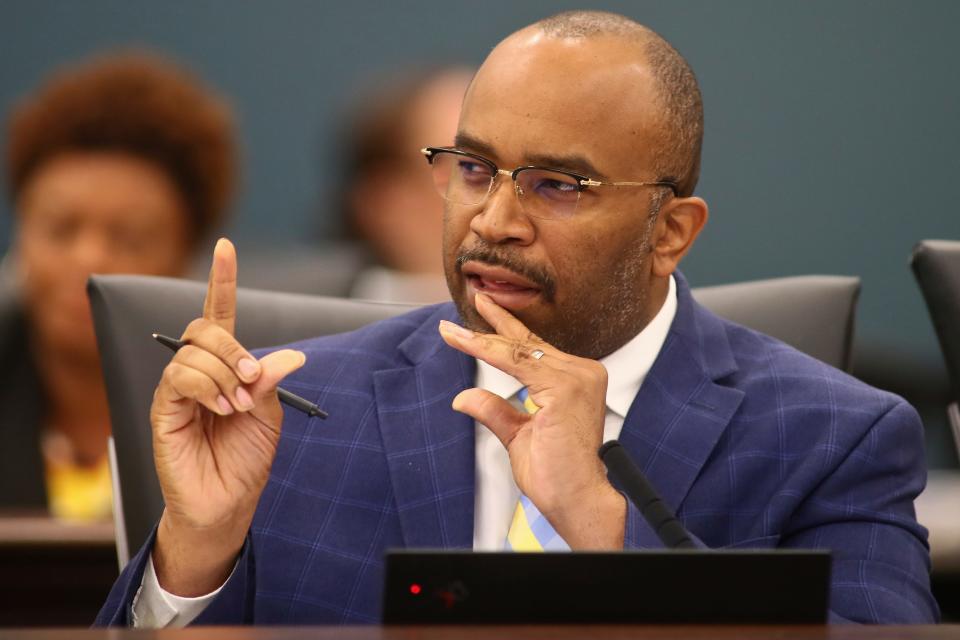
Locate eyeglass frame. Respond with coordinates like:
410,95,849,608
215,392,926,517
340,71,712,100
420,146,679,207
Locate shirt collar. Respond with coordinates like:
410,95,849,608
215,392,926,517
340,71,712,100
475,275,677,418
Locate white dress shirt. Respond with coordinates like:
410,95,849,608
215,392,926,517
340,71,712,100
134,276,678,627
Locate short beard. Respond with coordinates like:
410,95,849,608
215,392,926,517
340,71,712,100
447,190,665,359
546,195,662,358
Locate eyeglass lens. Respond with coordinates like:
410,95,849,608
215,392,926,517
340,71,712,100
429,151,582,219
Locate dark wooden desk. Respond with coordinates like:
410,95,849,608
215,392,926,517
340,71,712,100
0,627,956,639
0,515,117,627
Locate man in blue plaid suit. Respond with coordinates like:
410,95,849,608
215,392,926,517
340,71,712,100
97,10,938,626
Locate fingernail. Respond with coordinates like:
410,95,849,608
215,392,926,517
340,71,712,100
235,386,254,410
216,394,234,415
238,358,260,380
440,320,474,340
452,395,465,412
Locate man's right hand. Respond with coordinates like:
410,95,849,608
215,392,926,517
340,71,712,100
150,238,306,596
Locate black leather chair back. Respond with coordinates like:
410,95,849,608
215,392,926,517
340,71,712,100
693,276,859,372
89,273,859,565
910,239,960,457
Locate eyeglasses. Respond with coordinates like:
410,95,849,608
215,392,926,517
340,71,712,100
421,146,678,220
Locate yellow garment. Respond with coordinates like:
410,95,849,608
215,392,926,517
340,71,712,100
44,456,113,522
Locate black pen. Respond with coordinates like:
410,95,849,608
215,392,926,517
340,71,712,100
152,333,328,419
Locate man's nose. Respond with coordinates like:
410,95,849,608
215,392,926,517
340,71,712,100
468,176,535,245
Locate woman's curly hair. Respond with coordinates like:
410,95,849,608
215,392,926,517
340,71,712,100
5,51,237,243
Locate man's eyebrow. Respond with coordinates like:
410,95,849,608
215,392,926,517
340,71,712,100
453,132,497,158
523,152,607,181
453,132,608,180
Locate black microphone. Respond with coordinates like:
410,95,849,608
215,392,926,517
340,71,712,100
598,440,696,549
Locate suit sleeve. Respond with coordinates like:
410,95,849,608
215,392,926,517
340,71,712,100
780,399,940,624
94,528,257,626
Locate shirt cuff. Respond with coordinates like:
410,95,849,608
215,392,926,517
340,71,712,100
131,552,234,628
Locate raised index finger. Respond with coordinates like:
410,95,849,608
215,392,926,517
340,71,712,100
203,238,238,335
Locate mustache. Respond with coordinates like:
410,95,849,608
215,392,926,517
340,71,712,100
455,244,556,302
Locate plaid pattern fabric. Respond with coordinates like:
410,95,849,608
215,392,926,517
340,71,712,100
96,272,938,626
504,388,570,552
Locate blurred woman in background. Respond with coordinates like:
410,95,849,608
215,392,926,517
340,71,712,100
339,66,472,303
0,52,237,521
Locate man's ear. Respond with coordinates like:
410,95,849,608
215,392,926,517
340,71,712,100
650,196,708,277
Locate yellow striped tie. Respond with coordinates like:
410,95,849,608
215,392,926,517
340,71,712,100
504,388,570,551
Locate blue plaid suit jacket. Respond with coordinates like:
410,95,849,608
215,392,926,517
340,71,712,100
96,273,938,625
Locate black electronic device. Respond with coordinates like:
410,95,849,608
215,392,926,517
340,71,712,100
382,549,831,624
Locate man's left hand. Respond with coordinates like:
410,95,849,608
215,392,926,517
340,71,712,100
439,292,626,550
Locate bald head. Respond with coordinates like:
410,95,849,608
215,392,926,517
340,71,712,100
445,12,710,358
527,10,703,196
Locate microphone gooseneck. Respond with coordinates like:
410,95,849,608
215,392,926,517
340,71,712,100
598,440,696,549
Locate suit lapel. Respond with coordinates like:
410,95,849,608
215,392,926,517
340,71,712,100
374,304,477,549
616,274,745,514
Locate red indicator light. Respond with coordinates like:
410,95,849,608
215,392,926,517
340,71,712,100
409,584,422,595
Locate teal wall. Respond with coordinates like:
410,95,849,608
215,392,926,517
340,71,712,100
2,1,958,462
